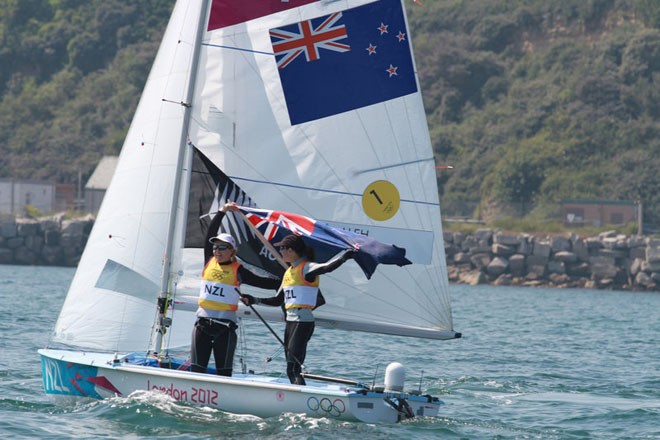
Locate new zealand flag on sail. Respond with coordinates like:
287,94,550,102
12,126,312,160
270,0,417,125
240,206,411,279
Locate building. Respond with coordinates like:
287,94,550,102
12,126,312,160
85,156,118,214
560,199,638,228
0,178,55,215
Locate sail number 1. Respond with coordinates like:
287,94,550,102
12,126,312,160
362,180,400,221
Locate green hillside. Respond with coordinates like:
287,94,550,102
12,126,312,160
2,0,660,225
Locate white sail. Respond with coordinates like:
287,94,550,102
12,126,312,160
187,0,456,339
50,0,457,356
50,1,207,352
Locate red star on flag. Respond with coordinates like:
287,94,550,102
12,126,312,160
386,64,398,77
377,22,388,34
366,43,377,55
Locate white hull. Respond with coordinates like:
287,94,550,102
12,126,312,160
39,349,442,424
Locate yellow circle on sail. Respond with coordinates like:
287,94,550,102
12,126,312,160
362,180,400,221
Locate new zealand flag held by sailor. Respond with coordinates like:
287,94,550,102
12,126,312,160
270,0,417,125
240,206,411,279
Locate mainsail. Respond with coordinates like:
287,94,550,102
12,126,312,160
50,0,457,356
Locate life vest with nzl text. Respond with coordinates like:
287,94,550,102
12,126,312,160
198,260,241,311
282,261,319,309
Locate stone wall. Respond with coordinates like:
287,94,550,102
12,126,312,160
445,229,660,291
2,215,659,291
0,215,94,267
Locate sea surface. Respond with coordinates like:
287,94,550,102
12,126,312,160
1,264,658,439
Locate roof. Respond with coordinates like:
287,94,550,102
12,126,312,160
85,156,118,190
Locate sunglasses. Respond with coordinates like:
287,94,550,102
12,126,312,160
213,244,232,251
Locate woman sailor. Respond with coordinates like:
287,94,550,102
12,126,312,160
191,202,280,376
242,234,354,385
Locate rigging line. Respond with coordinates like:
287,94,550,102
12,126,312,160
350,157,435,176
228,175,440,207
202,42,274,56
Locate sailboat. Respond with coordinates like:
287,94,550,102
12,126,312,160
39,0,460,424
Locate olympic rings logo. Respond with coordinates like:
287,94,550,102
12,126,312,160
307,397,346,417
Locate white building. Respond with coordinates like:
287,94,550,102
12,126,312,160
0,179,55,215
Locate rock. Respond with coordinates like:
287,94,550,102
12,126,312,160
509,254,526,276
635,271,655,288
492,243,517,256
629,246,646,259
517,236,533,255
641,260,660,273
452,232,465,246
646,242,660,264
16,219,40,236
493,274,512,285
630,258,643,276
493,232,521,246
554,251,577,263
14,247,38,265
547,260,566,274
474,229,493,244
470,253,491,270
548,273,570,285
460,270,488,285
532,238,551,258
0,222,17,238
584,237,603,250
589,256,618,279
571,237,589,261
627,235,646,248
550,235,571,252
453,252,471,264
487,256,509,277
596,249,627,260
566,262,590,277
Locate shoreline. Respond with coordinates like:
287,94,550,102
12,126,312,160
1,215,658,292
444,229,659,292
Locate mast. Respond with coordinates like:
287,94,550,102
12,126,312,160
151,0,211,356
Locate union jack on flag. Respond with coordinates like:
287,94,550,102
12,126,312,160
270,12,350,69
269,0,417,125
242,207,316,240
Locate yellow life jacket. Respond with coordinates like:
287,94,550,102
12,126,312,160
281,261,319,309
198,260,240,312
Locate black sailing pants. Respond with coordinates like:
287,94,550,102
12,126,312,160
284,320,315,385
190,318,237,376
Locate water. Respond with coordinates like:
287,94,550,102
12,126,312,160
1,265,658,439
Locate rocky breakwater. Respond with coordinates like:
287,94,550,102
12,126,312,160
0,215,94,267
444,229,660,291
